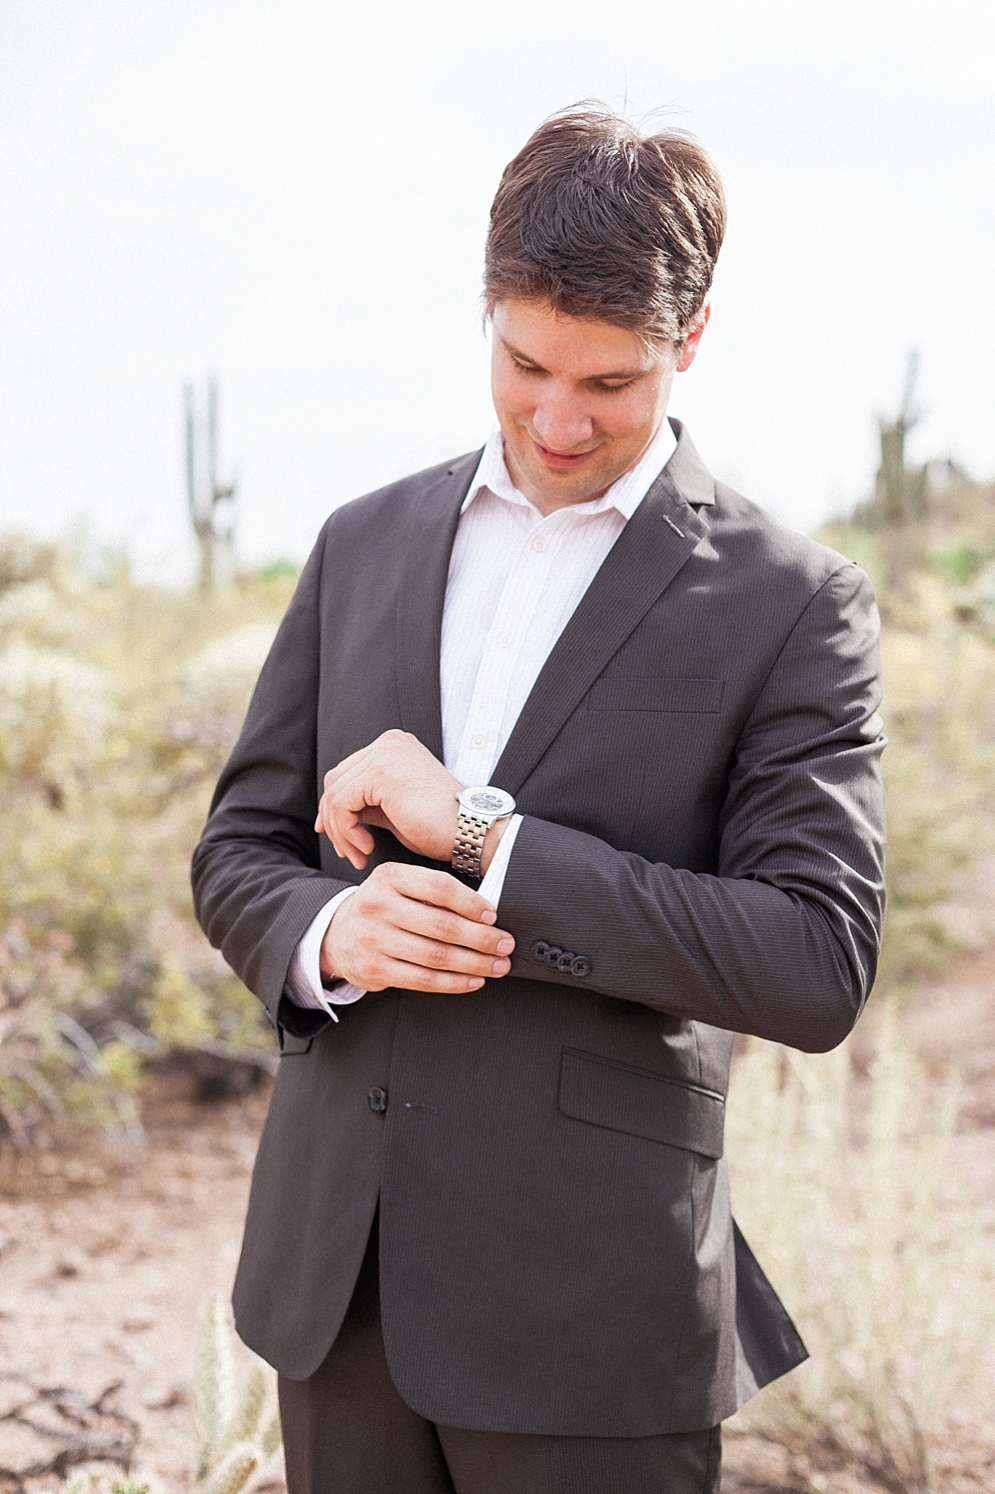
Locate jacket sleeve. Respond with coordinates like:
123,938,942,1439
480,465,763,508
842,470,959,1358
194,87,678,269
496,563,886,1053
190,525,352,1018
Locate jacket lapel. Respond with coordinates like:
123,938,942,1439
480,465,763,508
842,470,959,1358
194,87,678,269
394,450,482,760
491,424,713,798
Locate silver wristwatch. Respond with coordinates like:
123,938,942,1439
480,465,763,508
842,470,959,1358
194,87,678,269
452,786,516,879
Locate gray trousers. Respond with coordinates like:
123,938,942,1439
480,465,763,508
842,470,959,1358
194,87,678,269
278,1216,722,1494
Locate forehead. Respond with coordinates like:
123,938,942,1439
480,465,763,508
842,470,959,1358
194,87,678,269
492,297,662,376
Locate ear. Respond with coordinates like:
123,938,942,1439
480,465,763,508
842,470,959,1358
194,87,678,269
676,304,710,373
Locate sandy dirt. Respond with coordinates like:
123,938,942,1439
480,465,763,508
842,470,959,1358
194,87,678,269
1,955,993,1494
0,1075,277,1494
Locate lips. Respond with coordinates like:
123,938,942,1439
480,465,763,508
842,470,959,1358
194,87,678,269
531,438,599,470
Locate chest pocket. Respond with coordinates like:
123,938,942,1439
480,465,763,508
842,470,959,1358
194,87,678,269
588,677,725,713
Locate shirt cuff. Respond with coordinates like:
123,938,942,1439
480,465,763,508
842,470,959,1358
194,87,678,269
477,814,523,908
284,887,365,1019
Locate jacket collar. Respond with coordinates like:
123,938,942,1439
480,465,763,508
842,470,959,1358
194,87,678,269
394,422,715,794
394,450,481,761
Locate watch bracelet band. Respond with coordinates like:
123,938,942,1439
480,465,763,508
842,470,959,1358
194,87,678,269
452,810,490,878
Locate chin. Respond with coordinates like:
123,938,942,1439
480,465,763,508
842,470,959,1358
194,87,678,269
539,465,613,503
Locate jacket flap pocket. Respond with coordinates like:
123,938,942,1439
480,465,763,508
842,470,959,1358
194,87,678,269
588,676,725,713
558,1049,725,1158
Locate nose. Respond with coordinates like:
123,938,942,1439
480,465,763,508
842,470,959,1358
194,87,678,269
531,393,594,452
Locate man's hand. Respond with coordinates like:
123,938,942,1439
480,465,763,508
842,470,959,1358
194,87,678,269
315,730,464,870
321,862,514,993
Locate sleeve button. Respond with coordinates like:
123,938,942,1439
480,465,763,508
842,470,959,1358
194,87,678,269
531,940,550,960
556,951,576,973
570,956,592,978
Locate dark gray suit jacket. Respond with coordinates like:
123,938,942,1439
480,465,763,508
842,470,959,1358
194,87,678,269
192,422,885,1435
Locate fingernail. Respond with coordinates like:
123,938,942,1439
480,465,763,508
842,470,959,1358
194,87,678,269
496,938,514,955
479,909,497,924
491,958,511,975
468,977,485,989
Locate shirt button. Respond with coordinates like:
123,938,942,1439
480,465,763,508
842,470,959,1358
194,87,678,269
498,634,512,648
531,536,547,552
471,734,486,749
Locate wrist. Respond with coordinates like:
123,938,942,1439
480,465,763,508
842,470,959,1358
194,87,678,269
479,815,510,876
319,902,351,982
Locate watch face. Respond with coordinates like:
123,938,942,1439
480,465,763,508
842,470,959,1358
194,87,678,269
462,788,515,817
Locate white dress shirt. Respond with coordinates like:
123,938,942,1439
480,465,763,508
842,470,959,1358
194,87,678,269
287,415,679,1015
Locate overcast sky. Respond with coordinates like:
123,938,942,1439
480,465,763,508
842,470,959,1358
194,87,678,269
1,1,992,581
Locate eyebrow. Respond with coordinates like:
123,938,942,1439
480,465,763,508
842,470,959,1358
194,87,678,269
500,336,649,383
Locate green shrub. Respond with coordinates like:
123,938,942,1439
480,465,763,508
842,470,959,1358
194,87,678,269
0,536,296,1144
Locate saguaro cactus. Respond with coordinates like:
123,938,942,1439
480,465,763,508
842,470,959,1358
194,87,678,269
184,377,238,592
877,351,929,594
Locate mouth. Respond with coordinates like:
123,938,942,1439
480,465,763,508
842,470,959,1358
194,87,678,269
530,437,600,471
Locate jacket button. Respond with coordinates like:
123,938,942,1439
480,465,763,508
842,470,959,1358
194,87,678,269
531,940,550,959
570,956,592,978
544,945,564,966
556,950,576,973
368,1087,388,1113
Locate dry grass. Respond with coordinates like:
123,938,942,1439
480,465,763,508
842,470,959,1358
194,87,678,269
725,1007,995,1491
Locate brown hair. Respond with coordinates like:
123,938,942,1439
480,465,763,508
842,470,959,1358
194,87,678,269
484,105,726,345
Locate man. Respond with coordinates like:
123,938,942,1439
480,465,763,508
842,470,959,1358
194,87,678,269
193,106,885,1494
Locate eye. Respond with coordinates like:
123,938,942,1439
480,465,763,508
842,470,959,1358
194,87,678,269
598,380,635,396
510,357,542,376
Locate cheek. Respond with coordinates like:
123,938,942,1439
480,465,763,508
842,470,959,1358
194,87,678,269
600,395,658,444
491,369,532,420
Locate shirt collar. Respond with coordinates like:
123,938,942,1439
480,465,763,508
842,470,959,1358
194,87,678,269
461,416,679,520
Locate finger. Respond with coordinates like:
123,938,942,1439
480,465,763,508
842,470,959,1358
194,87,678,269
320,805,369,869
386,864,501,924
319,802,357,864
321,731,428,808
322,743,377,793
329,766,387,817
378,926,512,980
325,775,386,858
387,894,515,958
315,791,344,840
318,788,377,865
322,739,401,808
344,819,377,854
320,750,383,841
368,956,488,995
314,793,350,840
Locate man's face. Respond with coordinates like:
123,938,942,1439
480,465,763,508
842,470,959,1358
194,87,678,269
490,297,707,515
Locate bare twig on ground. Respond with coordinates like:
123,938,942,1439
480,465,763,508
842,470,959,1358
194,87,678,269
0,1374,138,1490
